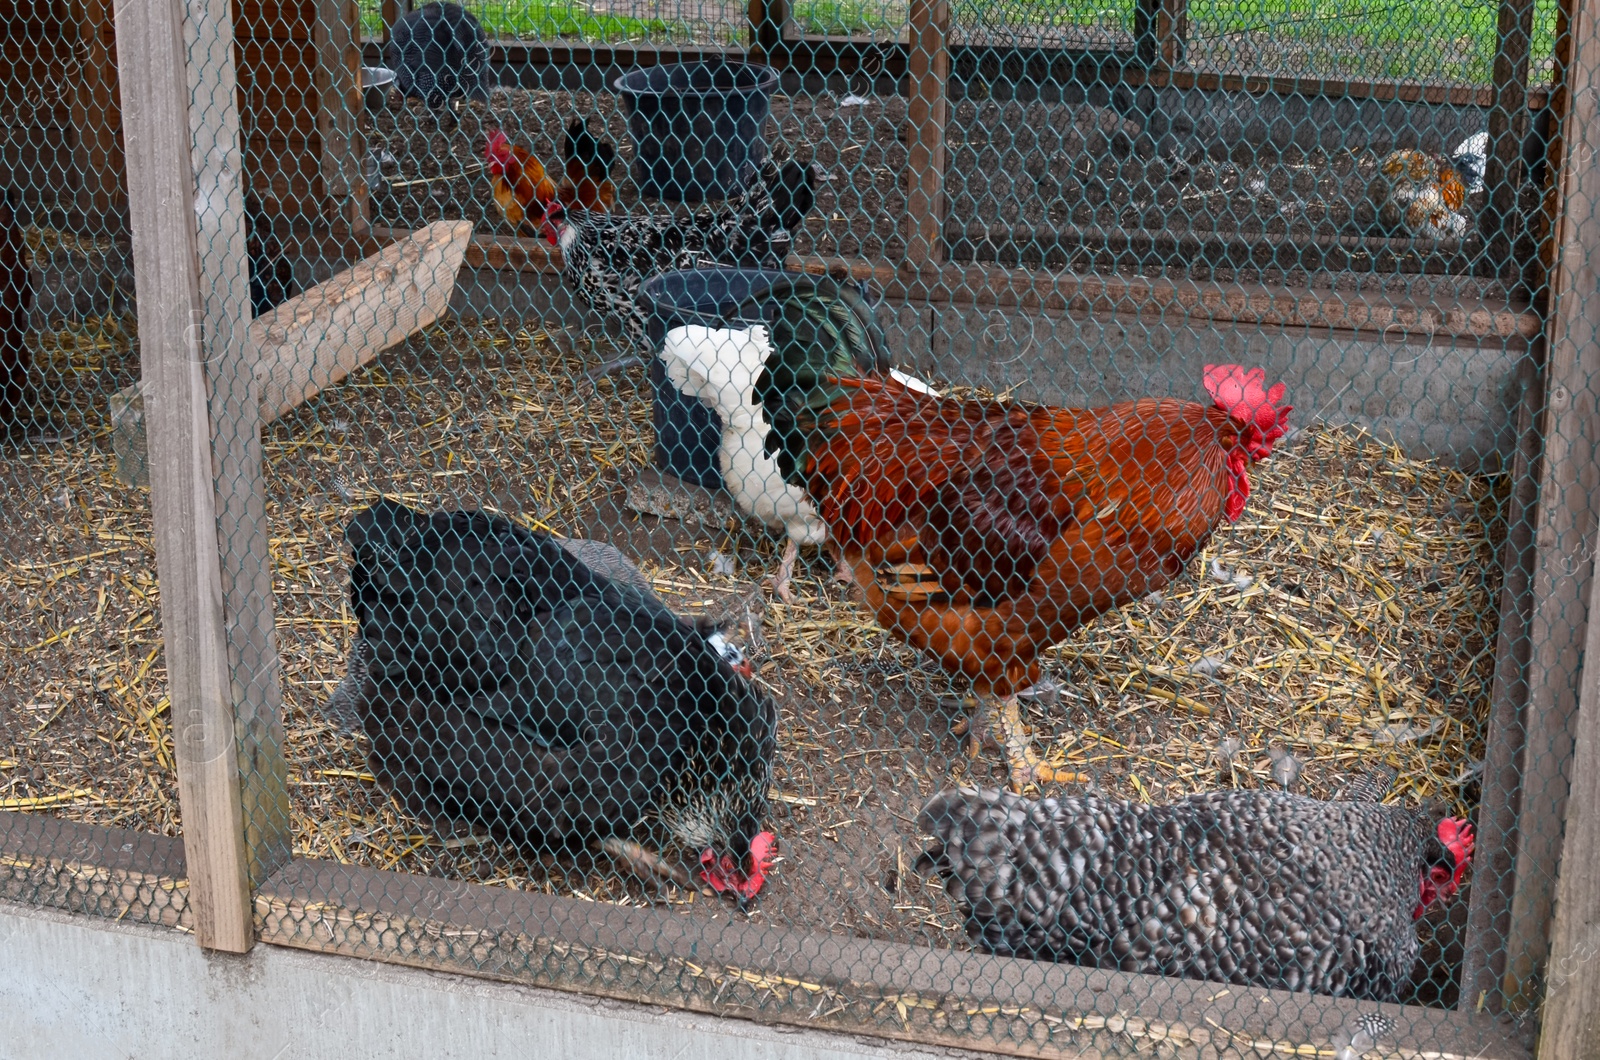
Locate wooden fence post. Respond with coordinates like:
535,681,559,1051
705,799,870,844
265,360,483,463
904,0,950,274
112,0,292,950
1497,0,1600,1013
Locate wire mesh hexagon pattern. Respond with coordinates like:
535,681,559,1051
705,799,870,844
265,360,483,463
1,0,1595,1055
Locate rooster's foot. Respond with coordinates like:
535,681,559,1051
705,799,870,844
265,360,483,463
772,538,799,604
831,552,855,586
980,694,1057,793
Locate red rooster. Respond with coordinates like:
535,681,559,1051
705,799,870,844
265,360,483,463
665,276,1292,791
484,130,563,244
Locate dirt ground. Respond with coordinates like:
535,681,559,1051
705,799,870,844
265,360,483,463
0,301,1497,1007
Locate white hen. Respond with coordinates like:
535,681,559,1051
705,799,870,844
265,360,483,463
659,321,937,601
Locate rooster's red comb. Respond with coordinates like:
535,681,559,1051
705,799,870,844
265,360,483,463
485,130,511,160
1205,364,1293,458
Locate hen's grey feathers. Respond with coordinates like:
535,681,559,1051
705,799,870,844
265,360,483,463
919,786,1456,1002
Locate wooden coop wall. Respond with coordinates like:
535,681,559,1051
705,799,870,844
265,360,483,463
0,0,360,225
236,0,363,225
0,0,123,215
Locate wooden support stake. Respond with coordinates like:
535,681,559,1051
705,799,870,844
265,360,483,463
111,0,258,951
903,0,950,274
316,0,368,234
1500,0,1600,1012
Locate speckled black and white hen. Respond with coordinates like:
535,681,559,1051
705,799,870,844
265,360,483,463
340,499,778,900
917,786,1474,1001
557,156,827,357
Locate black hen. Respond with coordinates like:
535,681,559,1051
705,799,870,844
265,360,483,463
557,156,827,356
917,786,1474,1002
343,499,778,899
386,2,491,129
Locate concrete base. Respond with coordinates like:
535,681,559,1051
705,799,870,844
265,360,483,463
0,901,988,1060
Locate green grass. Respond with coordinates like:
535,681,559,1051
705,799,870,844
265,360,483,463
360,0,686,43
362,0,1558,86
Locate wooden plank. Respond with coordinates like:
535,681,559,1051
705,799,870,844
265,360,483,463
111,220,474,486
187,0,295,898
0,812,191,932
65,0,124,217
256,857,1530,1060
1460,353,1543,1014
313,0,366,230
1499,0,1600,1012
381,226,1543,342
1535,421,1600,1058
903,0,949,269
111,0,254,952
255,219,470,420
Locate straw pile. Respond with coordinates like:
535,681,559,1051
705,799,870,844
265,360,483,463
0,313,1502,990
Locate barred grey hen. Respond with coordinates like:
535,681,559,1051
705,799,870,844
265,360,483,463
385,1,491,130
557,156,826,358
917,786,1474,1001
342,499,778,900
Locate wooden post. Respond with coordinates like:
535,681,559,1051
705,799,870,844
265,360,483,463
1135,0,1188,69
316,0,368,234
749,0,789,61
1535,525,1600,1055
1460,358,1543,1014
66,0,124,218
381,0,408,45
1499,0,1600,1012
1481,0,1538,287
904,0,950,273
113,0,294,949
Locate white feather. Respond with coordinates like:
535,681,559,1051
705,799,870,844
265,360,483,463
659,324,830,546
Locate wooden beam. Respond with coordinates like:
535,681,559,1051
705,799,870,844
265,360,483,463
903,0,950,269
315,0,367,233
1500,0,1600,1011
1460,354,1543,1014
1134,0,1187,69
65,0,123,218
110,0,255,952
111,220,474,487
1481,0,1538,289
256,857,1531,1060
748,0,789,60
1535,451,1600,1060
187,0,295,899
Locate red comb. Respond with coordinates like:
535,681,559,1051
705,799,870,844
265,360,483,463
1204,364,1293,457
698,831,778,901
485,130,510,160
1439,818,1475,891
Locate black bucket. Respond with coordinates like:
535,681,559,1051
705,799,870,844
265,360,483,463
637,267,799,488
614,61,779,203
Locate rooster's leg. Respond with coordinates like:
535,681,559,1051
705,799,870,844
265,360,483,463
973,694,1056,793
829,544,855,587
772,538,799,604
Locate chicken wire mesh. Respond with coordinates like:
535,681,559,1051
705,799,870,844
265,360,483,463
0,1,193,930
3,0,1595,1054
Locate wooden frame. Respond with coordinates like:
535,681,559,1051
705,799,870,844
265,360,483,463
112,0,290,949
904,0,950,269
0,812,1532,1060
